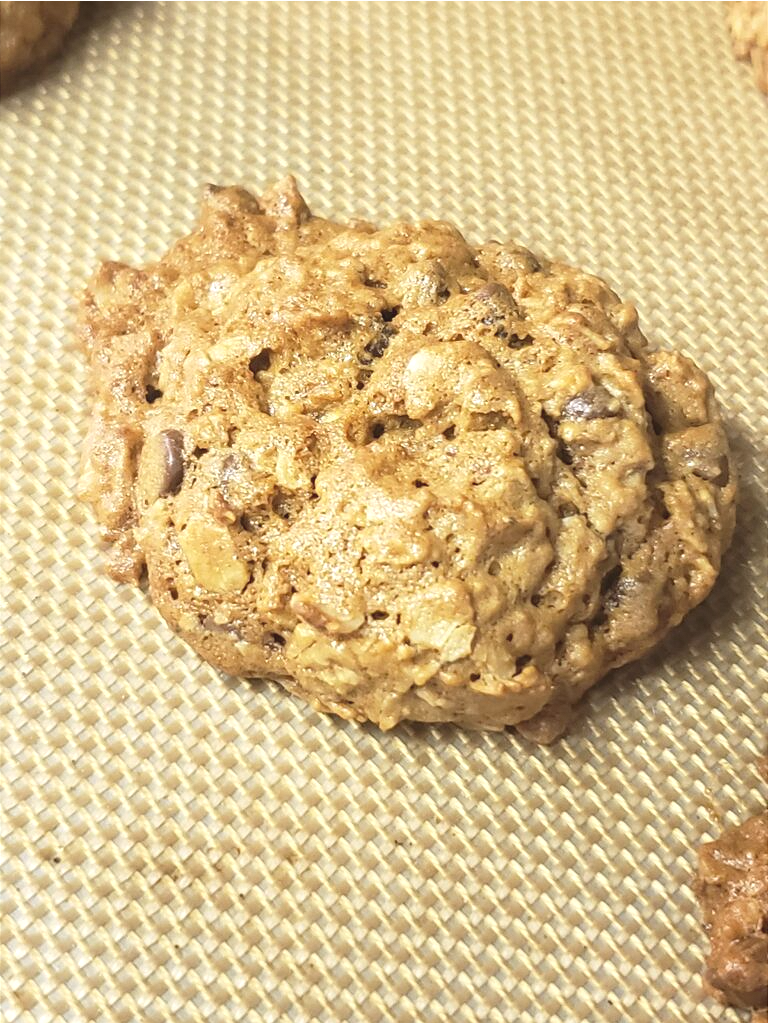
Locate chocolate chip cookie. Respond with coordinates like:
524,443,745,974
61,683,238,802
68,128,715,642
728,1,768,94
695,763,768,1020
0,1,79,92
79,177,737,738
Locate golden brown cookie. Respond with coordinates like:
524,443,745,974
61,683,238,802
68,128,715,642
728,1,768,94
79,177,737,738
0,1,78,92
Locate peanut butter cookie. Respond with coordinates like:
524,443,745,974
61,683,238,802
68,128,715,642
79,178,736,738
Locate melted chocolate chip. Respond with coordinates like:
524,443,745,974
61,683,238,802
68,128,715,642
474,281,520,325
557,441,574,466
507,332,535,349
249,349,272,376
475,282,509,302
562,386,619,421
713,456,730,488
359,324,396,365
600,564,623,596
604,575,638,612
694,453,730,487
159,430,184,495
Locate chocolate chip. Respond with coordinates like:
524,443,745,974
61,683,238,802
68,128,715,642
557,441,574,466
145,384,163,404
557,501,579,518
507,332,535,349
713,456,730,487
473,281,520,325
265,632,285,651
694,453,730,487
541,412,574,465
562,386,619,421
249,349,272,376
159,430,184,495
380,307,399,323
603,574,637,612
475,282,509,301
271,489,294,520
359,324,396,365
600,564,622,595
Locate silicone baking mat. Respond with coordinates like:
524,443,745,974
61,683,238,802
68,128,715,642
1,3,767,1021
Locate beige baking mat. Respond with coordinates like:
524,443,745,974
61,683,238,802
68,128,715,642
1,2,767,1022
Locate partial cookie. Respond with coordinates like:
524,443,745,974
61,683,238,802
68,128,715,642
695,767,768,1020
728,1,768,94
0,1,79,92
79,177,737,738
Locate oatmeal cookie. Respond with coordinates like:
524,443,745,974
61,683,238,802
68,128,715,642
79,177,736,738
0,1,78,91
728,1,768,93
695,764,768,1019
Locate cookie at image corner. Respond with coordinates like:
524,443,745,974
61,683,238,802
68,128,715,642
728,0,768,93
78,176,737,743
0,1,79,93
695,758,768,1021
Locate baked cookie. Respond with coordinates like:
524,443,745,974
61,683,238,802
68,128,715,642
728,1,768,94
695,765,768,1020
79,177,736,738
0,1,78,92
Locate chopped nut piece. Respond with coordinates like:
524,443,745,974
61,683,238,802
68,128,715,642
178,515,249,593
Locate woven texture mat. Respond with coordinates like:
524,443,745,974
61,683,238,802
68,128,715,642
1,3,767,1022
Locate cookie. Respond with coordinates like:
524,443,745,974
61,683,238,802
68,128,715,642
695,769,768,1019
79,177,736,738
0,1,78,91
728,1,768,93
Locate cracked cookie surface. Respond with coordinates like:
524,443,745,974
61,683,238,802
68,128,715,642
79,177,736,738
